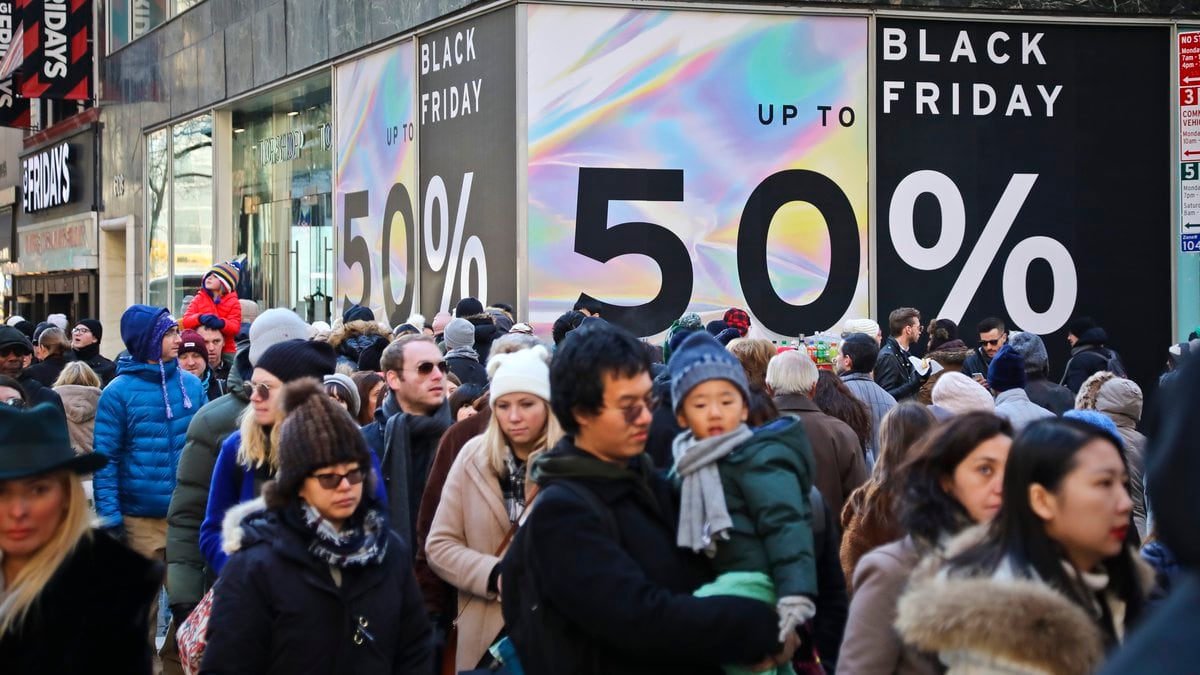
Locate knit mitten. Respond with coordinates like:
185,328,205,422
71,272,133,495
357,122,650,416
777,595,817,642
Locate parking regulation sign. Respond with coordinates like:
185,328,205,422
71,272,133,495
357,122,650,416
1181,30,1200,252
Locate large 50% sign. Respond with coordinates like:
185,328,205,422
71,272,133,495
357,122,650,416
573,168,1076,336
342,173,486,325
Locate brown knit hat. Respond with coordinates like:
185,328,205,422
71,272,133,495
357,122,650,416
263,378,374,508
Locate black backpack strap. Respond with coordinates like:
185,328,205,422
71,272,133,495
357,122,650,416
553,480,619,539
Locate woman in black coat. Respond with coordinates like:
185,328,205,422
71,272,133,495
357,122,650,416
0,402,161,674
201,379,432,675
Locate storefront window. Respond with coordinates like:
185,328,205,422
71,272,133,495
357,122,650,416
230,74,333,322
109,0,187,52
144,113,213,313
146,128,169,309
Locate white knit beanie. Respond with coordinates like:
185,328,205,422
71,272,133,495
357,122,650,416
843,318,880,339
248,308,311,366
487,345,551,404
47,313,68,331
932,371,995,415
6,315,25,326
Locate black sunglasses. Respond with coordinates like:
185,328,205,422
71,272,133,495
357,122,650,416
982,338,1003,347
410,360,450,377
0,346,31,358
310,468,366,489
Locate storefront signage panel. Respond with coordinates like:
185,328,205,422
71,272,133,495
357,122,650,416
526,6,869,337
335,40,419,326
875,19,1170,391
418,8,518,314
17,214,96,272
22,141,72,213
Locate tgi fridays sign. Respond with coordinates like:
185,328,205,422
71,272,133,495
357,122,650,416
22,141,73,213
1181,30,1200,252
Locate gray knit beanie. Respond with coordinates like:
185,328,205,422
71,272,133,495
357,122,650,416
444,318,476,350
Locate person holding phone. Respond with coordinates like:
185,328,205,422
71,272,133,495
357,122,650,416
964,317,1008,385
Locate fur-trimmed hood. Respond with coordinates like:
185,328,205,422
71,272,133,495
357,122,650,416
328,319,391,350
927,342,971,368
221,496,268,555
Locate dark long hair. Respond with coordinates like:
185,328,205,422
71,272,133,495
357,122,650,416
813,371,872,450
947,418,1145,637
857,402,937,529
899,412,1013,549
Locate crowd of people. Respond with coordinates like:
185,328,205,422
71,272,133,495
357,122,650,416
0,266,1198,675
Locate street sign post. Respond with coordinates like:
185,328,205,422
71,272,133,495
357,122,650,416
1181,30,1200,252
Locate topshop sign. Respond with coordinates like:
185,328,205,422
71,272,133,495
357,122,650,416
22,142,73,213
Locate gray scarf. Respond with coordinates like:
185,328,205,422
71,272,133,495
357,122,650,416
672,424,753,557
445,345,479,362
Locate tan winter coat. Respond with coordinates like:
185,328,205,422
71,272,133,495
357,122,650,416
54,384,101,455
426,435,538,668
1076,371,1149,538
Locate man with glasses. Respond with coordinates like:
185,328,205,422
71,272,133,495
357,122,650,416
964,317,1008,385
93,305,205,668
0,325,64,410
362,334,453,552
68,318,116,386
500,321,795,674
874,307,928,401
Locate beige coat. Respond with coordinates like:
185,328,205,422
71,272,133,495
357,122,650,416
426,435,537,668
54,384,101,455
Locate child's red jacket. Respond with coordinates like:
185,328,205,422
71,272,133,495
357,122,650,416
181,289,242,353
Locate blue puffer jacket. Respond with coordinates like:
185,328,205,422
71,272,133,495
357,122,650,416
93,306,205,526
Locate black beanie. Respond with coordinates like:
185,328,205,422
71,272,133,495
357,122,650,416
79,319,103,342
343,304,375,324
455,296,484,318
265,378,374,507
254,339,337,383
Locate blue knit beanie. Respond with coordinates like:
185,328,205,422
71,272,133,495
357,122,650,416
669,331,750,413
1063,410,1124,449
987,345,1026,392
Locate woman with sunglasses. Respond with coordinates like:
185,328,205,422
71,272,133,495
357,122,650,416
895,418,1151,673
838,412,1012,675
201,379,433,673
426,346,561,670
199,340,386,575
0,373,26,407
1,403,161,673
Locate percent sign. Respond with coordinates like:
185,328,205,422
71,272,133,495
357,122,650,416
424,172,488,310
889,170,1078,335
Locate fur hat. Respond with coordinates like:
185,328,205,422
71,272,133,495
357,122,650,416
248,309,310,366
488,345,551,404
986,345,1026,392
206,260,241,294
46,313,69,331
255,339,337,384
178,329,209,362
266,379,374,507
431,312,454,335
78,318,103,342
1008,331,1049,374
669,331,750,413
932,371,995,415
723,308,751,337
843,318,880,339
323,373,361,418
455,297,484,318
406,314,427,331
444,318,476,350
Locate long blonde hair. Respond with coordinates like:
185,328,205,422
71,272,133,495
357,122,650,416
484,395,564,477
0,472,92,637
235,404,282,470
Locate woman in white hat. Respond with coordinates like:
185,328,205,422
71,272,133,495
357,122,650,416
426,345,562,669
0,403,160,672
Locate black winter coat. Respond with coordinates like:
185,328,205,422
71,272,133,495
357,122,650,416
1024,377,1074,416
69,343,117,385
501,442,780,675
200,504,433,675
446,354,488,387
963,348,990,378
0,532,161,674
873,337,922,401
22,354,68,388
1061,327,1124,394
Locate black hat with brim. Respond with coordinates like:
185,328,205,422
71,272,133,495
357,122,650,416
0,402,108,480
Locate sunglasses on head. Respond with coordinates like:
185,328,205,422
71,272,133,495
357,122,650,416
310,467,366,489
411,360,450,376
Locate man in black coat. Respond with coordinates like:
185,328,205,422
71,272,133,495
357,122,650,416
962,316,1008,383
0,325,64,410
361,335,453,551
1060,318,1125,394
501,322,791,675
67,318,117,386
873,307,927,401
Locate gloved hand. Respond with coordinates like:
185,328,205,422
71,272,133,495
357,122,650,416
199,314,226,330
171,603,197,625
777,595,817,642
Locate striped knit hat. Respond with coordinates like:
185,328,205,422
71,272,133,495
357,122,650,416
206,260,240,294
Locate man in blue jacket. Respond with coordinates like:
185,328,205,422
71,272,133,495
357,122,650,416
92,304,205,653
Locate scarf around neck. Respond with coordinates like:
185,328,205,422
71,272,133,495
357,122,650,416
445,345,479,362
289,501,388,569
671,424,754,557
